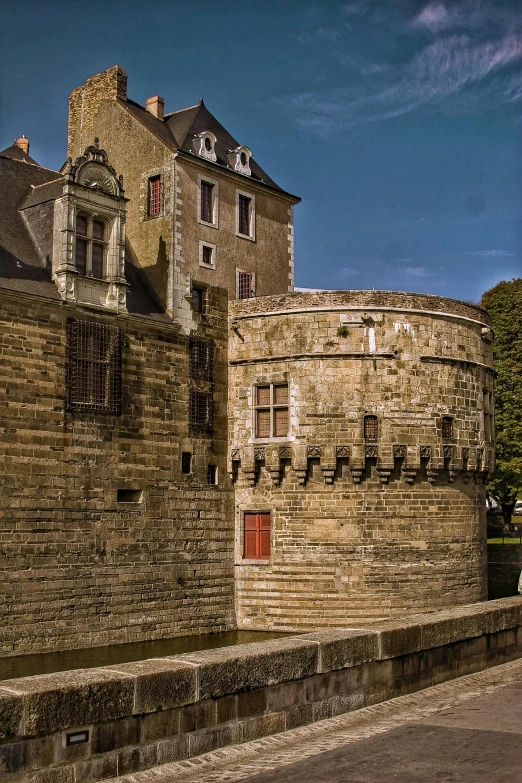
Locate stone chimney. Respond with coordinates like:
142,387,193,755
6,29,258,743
16,135,29,155
68,65,128,159
146,96,164,120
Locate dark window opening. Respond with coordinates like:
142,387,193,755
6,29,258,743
117,489,142,503
442,416,454,439
204,137,212,151
191,286,205,313
201,245,213,266
207,464,217,485
244,512,271,559
190,390,213,432
181,452,192,474
148,175,161,217
238,194,251,235
75,214,106,278
67,319,122,415
189,338,214,381
364,415,379,441
200,181,214,223
237,271,254,300
75,237,87,275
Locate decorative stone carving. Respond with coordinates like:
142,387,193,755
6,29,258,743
393,445,406,459
336,445,350,458
462,448,470,462
420,445,432,459
443,445,454,459
254,447,265,461
365,445,378,459
231,449,240,461
279,446,292,459
307,445,321,458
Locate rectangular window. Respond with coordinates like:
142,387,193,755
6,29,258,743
238,194,251,235
67,319,122,415
200,181,214,223
181,452,192,474
201,245,213,266
237,271,254,300
364,415,379,440
190,390,213,432
442,416,454,439
189,338,214,381
255,383,289,439
244,512,271,559
207,464,217,485
191,286,205,313
91,242,104,279
148,175,161,217
75,237,87,275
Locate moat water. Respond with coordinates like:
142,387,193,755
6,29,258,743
0,630,291,682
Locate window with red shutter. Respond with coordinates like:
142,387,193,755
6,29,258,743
237,271,254,300
244,512,271,559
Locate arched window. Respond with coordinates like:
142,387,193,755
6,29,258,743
75,214,108,278
364,415,379,441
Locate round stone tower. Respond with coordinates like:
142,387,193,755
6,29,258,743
228,290,494,631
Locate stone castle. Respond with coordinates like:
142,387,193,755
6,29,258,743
0,66,494,657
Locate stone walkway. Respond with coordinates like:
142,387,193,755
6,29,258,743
102,657,522,783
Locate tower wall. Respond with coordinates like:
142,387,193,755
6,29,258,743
228,291,494,630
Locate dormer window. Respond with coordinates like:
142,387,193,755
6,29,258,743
194,131,217,162
228,146,252,176
75,214,107,279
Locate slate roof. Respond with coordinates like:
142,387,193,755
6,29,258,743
0,149,171,321
121,98,297,197
1,142,41,166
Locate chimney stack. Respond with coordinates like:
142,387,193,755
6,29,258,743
146,96,164,120
16,135,29,155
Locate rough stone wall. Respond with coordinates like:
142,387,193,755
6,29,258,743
0,289,234,656
229,291,494,629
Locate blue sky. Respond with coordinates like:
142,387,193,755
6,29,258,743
1,0,520,302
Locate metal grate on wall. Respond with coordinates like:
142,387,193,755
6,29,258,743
67,319,122,414
364,415,379,441
189,338,214,381
189,389,213,432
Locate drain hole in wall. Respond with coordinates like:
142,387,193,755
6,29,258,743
117,489,143,503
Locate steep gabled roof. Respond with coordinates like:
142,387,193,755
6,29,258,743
0,142,40,166
120,97,297,197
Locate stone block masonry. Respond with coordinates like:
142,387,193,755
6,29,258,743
229,290,494,628
0,287,235,657
0,597,520,782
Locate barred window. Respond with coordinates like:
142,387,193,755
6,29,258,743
255,384,289,438
189,338,214,381
237,270,254,300
200,181,214,223
364,415,379,441
148,175,161,217
190,390,213,432
442,416,454,439
67,319,122,414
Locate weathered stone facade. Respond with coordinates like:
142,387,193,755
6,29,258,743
229,291,494,629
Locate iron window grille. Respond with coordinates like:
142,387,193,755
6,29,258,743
148,175,161,217
244,512,271,559
442,416,454,439
75,214,107,278
200,181,214,223
238,194,251,235
364,415,379,441
255,384,289,438
189,338,214,381
189,390,213,432
67,319,122,414
237,271,254,300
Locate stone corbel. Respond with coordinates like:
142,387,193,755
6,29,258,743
293,444,308,486
241,446,257,487
350,464,364,484
320,445,337,485
402,446,420,484
266,445,281,486
228,448,241,482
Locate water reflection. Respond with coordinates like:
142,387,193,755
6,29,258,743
0,630,291,682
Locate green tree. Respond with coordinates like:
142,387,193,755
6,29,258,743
481,279,522,526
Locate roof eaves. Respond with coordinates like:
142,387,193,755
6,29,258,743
175,149,301,203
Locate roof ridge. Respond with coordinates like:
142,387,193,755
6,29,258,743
29,176,64,189
0,153,59,174
163,103,201,117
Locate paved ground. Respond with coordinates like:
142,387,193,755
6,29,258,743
104,657,522,783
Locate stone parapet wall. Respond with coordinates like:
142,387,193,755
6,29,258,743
229,291,494,627
0,597,521,782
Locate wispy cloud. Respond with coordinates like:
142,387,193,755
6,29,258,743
282,2,522,133
466,249,516,258
401,265,430,278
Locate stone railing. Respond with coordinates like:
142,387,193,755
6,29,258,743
1,597,521,782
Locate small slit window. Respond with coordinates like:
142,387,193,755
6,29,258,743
207,464,217,485
244,512,271,559
181,452,192,474
442,416,454,439
364,415,379,441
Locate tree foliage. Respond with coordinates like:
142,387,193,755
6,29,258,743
481,278,522,524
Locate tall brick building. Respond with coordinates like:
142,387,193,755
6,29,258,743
0,66,494,656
